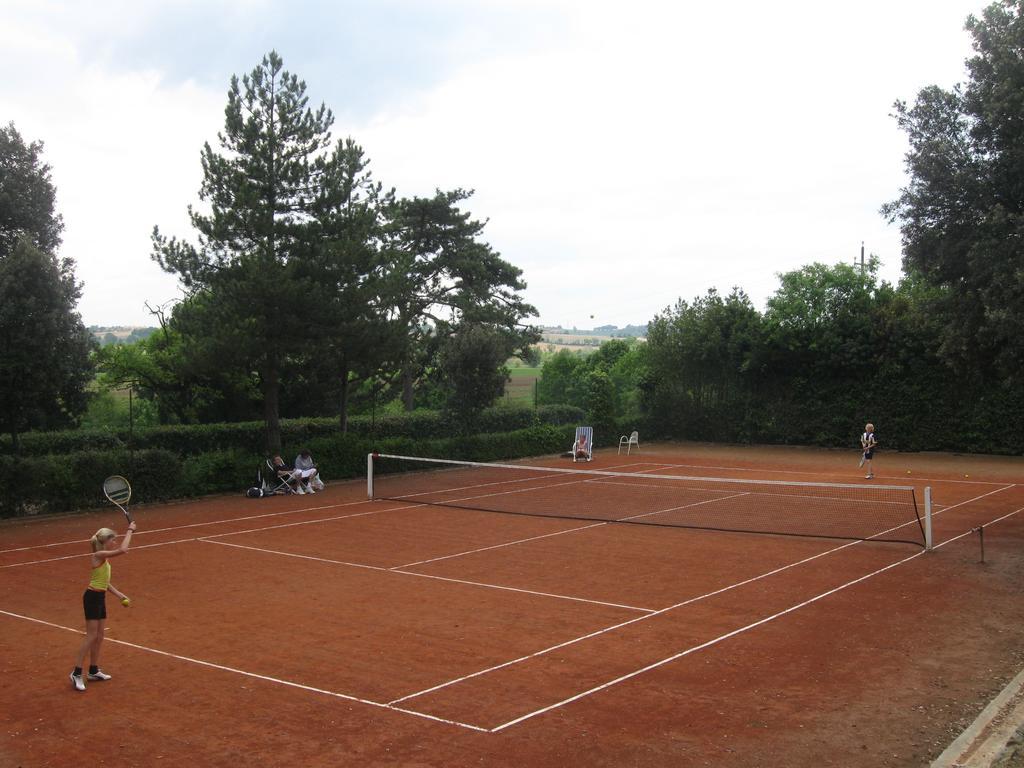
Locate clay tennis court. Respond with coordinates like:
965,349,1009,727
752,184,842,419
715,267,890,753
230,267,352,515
2,442,1023,767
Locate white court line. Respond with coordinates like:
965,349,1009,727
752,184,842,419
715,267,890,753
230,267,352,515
592,477,919,508
377,453,916,492
5,505,1021,734
491,548,932,731
0,536,213,568
617,492,751,523
392,462,678,510
387,532,869,706
382,459,663,504
384,461,682,570
932,484,1016,515
394,521,608,569
4,505,1019,733
1,499,430,569
633,459,1014,487
488,501,1024,732
202,539,655,613
0,460,658,557
0,608,487,732
2,463,676,573
0,497,376,554
3,487,1017,733
393,491,749,570
199,505,400,539
388,485,1013,707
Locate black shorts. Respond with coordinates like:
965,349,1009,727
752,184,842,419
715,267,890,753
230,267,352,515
83,589,107,621
863,448,875,460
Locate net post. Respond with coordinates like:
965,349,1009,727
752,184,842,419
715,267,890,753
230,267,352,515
924,486,933,551
367,453,374,499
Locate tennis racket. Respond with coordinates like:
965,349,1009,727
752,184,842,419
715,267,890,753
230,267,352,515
103,475,133,523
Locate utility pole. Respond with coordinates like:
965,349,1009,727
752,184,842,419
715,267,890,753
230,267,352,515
859,241,865,272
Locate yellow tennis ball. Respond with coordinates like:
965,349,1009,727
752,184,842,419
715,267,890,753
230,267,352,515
121,598,131,607
907,470,911,474
965,474,970,478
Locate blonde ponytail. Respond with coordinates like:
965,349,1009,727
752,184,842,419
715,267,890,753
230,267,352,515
91,528,117,552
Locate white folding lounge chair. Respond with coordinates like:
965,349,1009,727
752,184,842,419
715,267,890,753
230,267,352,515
618,430,640,455
571,426,593,463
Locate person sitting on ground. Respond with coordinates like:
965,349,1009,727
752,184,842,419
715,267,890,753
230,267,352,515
293,449,323,492
271,454,315,495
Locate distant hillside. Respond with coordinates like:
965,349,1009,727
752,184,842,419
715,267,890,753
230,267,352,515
542,324,647,338
89,326,159,346
539,324,647,354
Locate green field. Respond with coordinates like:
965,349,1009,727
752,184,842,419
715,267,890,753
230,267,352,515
504,366,540,404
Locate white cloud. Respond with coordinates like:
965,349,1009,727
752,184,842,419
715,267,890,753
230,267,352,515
353,0,980,328
1,0,983,328
1,7,222,326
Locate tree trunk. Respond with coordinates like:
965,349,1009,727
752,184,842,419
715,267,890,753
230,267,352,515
402,363,415,411
338,358,350,434
261,361,282,455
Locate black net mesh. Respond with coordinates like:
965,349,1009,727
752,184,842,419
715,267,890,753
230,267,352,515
369,454,926,547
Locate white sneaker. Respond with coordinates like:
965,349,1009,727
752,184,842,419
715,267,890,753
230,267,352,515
87,669,112,681
304,483,314,494
865,474,873,479
295,485,306,495
70,672,85,691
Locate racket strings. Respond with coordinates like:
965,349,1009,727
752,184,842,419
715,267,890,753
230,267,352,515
103,476,132,506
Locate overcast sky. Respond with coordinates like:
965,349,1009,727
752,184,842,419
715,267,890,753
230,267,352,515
1,0,985,329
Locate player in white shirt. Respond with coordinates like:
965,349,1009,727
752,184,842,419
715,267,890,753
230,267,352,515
860,423,877,479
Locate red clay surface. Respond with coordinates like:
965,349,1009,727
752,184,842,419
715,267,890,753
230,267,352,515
1,442,1023,767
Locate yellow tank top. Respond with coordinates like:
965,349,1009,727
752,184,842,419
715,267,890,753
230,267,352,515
89,560,111,591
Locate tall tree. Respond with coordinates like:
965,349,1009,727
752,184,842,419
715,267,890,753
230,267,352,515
883,0,1024,378
0,239,94,447
644,288,761,440
94,314,260,425
763,260,879,370
301,139,399,431
760,261,889,443
436,322,511,433
153,51,337,451
0,125,92,449
537,349,586,407
382,189,540,409
0,122,64,256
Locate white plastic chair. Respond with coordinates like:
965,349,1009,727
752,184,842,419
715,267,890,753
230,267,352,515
617,430,639,455
571,426,593,462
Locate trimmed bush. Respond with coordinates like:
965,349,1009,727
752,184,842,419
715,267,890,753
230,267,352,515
181,450,259,495
0,404,587,458
0,449,183,517
0,425,577,518
0,428,127,456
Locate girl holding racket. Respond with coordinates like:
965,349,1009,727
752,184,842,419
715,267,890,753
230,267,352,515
70,521,137,691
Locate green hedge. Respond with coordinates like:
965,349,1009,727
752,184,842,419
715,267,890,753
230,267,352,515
0,404,585,458
0,424,576,518
0,449,183,517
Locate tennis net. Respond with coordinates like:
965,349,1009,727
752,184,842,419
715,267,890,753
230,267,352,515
368,454,932,548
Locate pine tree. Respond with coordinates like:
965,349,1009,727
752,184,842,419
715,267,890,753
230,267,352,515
153,51,336,451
